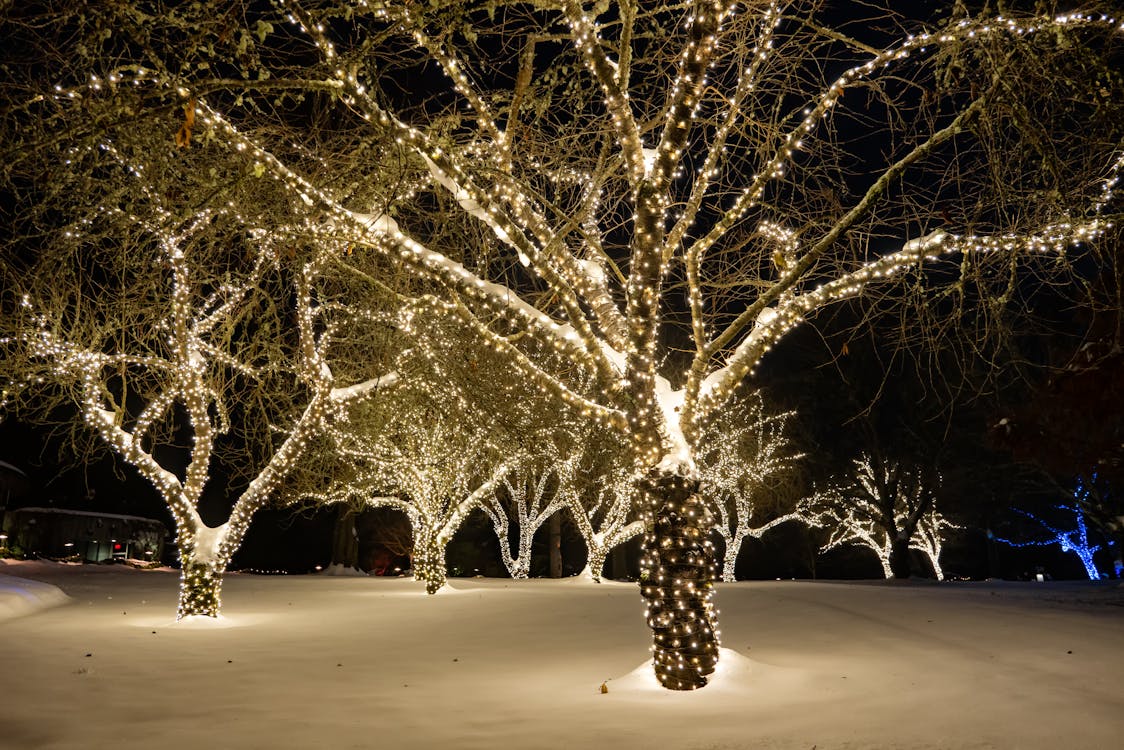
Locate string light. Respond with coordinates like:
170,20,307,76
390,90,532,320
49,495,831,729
639,471,719,690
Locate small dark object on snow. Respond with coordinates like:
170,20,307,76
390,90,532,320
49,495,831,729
599,682,609,694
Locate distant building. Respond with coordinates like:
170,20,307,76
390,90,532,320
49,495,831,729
1,506,168,563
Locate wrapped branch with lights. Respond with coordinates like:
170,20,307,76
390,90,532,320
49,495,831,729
4,1,1123,686
698,392,805,582
806,453,953,580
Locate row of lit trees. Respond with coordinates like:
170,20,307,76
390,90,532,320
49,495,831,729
3,1,1122,689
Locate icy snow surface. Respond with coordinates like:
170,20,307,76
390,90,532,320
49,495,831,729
2,559,1122,750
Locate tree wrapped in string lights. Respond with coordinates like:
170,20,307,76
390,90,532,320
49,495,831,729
698,392,805,581
318,380,515,594
992,477,1108,580
481,449,574,579
4,1,1123,686
1,185,398,618
561,437,644,582
808,453,953,579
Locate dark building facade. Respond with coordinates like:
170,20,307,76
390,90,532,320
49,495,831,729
1,506,167,563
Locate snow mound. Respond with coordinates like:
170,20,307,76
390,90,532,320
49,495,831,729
0,573,70,621
317,564,368,577
608,647,755,694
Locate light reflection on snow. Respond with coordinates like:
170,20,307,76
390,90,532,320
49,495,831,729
608,647,755,694
126,611,273,629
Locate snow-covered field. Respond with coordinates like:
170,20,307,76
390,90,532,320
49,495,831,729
1,560,1121,750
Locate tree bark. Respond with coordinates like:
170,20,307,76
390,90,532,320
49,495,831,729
549,512,562,578
889,536,912,579
330,505,360,570
639,470,719,690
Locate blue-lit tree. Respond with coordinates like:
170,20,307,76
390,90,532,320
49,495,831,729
995,478,1107,580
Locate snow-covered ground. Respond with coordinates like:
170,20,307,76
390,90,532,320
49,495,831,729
1,560,1121,750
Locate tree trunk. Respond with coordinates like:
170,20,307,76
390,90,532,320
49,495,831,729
177,557,224,619
510,556,531,579
330,505,359,570
609,543,627,580
549,512,562,578
721,535,738,583
639,470,719,690
413,526,446,595
587,543,608,583
923,550,944,581
889,536,912,579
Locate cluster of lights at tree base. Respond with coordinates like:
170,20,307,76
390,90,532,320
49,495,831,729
639,471,720,690
177,560,223,619
413,530,447,595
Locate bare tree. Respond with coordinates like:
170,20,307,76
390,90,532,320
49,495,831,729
482,449,574,579
698,392,805,581
3,1,1122,687
807,453,953,579
561,440,645,582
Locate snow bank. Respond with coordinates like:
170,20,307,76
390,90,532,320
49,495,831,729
316,563,368,577
0,573,70,621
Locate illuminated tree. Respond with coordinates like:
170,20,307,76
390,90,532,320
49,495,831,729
808,454,952,579
698,393,804,581
562,446,645,582
993,477,1108,580
316,379,514,594
4,1,1122,687
1,203,397,618
481,449,574,580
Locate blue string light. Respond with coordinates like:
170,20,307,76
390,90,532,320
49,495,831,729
993,477,1105,580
